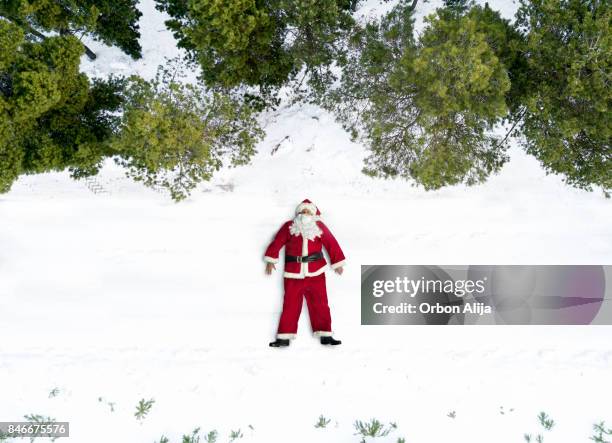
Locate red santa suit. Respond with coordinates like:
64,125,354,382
264,199,346,339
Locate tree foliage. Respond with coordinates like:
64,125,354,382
155,0,356,97
1,0,609,198
323,0,609,193
323,1,513,189
0,19,125,192
111,61,264,201
0,21,262,200
515,0,611,192
0,0,143,59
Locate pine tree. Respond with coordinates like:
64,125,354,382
0,20,125,192
322,1,512,189
0,0,143,59
1,17,261,198
155,0,356,100
111,61,264,201
0,0,144,193
514,0,611,193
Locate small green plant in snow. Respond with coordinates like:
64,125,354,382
591,422,612,443
135,398,155,421
354,418,395,442
229,429,243,441
315,415,332,428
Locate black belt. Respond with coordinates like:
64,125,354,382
286,252,324,263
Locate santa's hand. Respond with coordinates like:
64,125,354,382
334,267,344,275
265,263,276,275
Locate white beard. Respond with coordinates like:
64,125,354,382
289,214,322,241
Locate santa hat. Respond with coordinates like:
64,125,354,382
295,199,320,216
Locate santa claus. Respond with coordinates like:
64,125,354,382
264,199,346,347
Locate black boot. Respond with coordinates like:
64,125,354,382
269,338,290,347
320,336,342,346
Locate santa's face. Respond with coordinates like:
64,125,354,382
290,208,322,240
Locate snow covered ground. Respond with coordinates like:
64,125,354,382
1,1,611,442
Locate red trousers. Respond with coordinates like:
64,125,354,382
276,273,333,339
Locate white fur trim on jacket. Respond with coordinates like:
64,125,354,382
282,235,327,279
330,259,346,270
264,256,279,264
283,266,327,279
314,331,333,337
277,333,297,339
301,235,308,274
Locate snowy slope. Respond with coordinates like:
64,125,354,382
0,1,611,442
